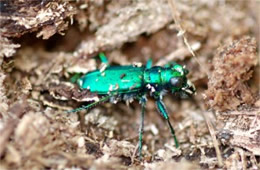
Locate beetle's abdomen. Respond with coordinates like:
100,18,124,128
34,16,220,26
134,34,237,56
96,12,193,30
78,66,145,94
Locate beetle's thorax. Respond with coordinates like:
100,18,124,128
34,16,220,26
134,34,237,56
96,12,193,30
143,66,171,92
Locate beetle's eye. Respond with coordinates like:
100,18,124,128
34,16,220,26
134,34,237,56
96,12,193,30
170,77,183,88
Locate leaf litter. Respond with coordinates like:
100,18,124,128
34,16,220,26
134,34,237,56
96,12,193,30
0,0,259,169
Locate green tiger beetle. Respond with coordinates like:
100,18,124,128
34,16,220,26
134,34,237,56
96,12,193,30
68,53,196,158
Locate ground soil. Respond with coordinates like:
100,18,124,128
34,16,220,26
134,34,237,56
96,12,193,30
0,0,259,169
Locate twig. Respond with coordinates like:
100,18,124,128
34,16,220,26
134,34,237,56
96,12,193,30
167,0,208,75
131,143,139,165
202,111,223,167
236,147,247,170
156,42,201,66
167,0,222,166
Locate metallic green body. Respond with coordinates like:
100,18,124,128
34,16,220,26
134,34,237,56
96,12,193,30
77,65,185,95
78,66,145,94
71,53,196,159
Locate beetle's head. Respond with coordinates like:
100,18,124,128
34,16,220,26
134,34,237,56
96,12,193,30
167,64,196,98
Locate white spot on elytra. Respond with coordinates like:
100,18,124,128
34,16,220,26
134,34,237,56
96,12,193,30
133,62,142,67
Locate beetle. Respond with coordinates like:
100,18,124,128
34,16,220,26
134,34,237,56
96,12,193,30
68,53,196,158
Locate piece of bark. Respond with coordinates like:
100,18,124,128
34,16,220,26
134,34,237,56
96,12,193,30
0,100,28,157
0,0,76,38
217,103,260,155
0,0,76,59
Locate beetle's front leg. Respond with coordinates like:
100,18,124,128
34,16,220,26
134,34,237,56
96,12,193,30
156,99,179,148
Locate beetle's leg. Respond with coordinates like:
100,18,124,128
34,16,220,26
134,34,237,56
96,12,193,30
66,95,111,113
146,59,153,69
164,61,177,68
98,53,110,66
138,96,146,159
69,73,82,83
155,100,179,148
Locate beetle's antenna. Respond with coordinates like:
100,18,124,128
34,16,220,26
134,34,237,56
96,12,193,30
66,95,111,113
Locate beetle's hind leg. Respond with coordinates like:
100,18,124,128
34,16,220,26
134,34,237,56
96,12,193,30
69,73,83,83
66,95,111,113
66,95,112,130
156,100,179,148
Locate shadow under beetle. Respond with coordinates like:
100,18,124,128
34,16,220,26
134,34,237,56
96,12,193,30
68,53,196,158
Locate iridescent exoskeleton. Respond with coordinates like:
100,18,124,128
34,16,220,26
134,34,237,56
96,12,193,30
69,53,196,158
